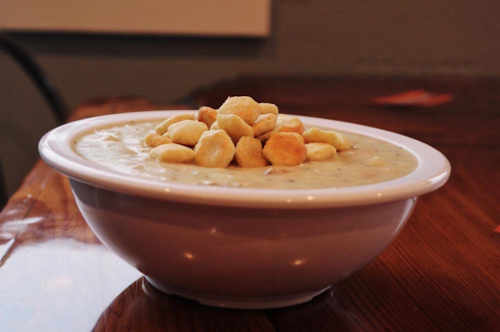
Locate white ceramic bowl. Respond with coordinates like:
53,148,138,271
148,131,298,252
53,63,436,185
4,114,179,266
39,111,450,309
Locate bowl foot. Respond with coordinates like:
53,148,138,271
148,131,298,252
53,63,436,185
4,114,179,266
145,277,330,309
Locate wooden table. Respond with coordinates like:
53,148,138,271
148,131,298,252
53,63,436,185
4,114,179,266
1,78,499,332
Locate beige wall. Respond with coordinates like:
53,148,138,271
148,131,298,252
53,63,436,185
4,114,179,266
0,0,271,37
1,0,499,196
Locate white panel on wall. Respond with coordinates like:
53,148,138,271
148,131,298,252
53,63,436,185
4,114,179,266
0,0,271,37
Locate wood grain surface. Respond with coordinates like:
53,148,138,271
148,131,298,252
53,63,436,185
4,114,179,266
1,77,499,332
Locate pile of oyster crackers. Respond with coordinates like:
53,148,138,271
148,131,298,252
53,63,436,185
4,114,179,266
145,96,351,168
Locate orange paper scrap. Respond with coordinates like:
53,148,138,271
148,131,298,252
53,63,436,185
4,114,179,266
371,90,452,108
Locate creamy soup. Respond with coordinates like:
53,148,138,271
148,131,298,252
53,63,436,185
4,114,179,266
75,121,418,189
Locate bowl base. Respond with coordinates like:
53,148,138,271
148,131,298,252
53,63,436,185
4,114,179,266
145,277,330,309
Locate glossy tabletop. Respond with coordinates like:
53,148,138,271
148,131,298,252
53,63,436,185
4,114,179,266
1,78,499,332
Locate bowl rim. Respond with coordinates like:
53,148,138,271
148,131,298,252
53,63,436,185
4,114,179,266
39,110,451,209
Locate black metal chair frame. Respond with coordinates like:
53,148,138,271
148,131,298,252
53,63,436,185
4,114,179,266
0,31,69,207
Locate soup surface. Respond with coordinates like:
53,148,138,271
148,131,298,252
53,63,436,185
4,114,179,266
75,120,418,189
